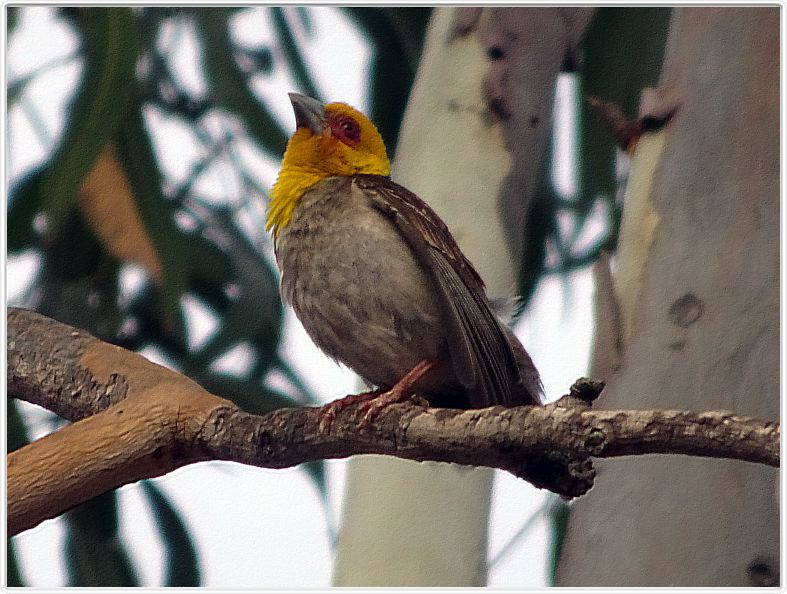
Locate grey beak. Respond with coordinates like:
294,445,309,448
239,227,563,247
288,92,325,135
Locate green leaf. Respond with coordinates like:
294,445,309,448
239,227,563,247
185,370,328,502
382,8,432,73
273,357,320,405
126,282,190,357
8,167,46,251
190,370,297,414
7,399,30,586
343,8,431,153
242,45,273,75
270,7,321,100
183,240,234,317
7,538,25,586
8,53,79,111
548,499,571,585
295,6,314,38
7,6,20,35
524,7,673,292
45,208,104,281
7,398,31,454
197,9,288,156
140,482,201,587
7,73,31,109
64,492,139,587
36,8,139,240
518,159,557,309
36,252,125,341
185,208,282,375
577,8,671,207
302,460,329,509
581,8,671,116
115,99,188,335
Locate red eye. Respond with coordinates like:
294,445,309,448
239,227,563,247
330,115,361,145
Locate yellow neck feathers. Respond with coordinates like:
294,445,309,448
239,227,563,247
267,101,390,238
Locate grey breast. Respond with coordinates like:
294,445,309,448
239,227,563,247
274,176,443,388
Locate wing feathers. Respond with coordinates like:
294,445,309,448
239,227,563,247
358,174,518,407
430,253,511,406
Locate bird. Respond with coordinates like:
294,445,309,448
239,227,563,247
267,92,542,429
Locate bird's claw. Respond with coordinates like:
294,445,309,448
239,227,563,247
318,360,434,433
317,390,381,433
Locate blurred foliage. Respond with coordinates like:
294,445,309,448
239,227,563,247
6,6,428,587
140,481,201,586
7,401,29,586
579,8,672,204
7,6,19,34
548,499,571,583
520,8,671,307
344,8,431,152
64,494,140,586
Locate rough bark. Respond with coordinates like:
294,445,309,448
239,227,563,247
7,307,778,539
556,7,780,587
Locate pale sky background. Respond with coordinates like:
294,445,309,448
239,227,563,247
6,7,597,588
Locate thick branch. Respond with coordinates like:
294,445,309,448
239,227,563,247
7,308,780,536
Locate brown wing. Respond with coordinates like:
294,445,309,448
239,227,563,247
355,174,519,407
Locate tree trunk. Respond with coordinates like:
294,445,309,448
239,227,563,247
332,7,591,585
556,7,779,586
332,9,501,585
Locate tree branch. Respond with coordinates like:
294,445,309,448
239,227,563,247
7,308,780,536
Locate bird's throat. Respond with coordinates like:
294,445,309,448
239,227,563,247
266,169,326,238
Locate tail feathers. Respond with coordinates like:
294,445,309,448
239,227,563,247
502,325,543,406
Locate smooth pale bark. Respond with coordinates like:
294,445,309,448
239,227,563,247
556,7,779,587
332,9,502,585
332,7,592,586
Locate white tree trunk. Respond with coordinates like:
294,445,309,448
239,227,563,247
556,7,779,586
333,6,592,585
333,8,513,586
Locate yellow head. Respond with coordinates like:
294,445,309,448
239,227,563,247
266,93,391,237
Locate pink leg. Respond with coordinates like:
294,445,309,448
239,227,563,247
317,360,434,433
357,359,434,426
318,389,383,433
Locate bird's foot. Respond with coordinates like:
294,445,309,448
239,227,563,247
318,389,383,433
317,360,433,433
357,360,433,427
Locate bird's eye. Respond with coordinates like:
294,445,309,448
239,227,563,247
331,115,361,145
342,120,359,136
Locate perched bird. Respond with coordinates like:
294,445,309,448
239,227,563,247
268,93,542,426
